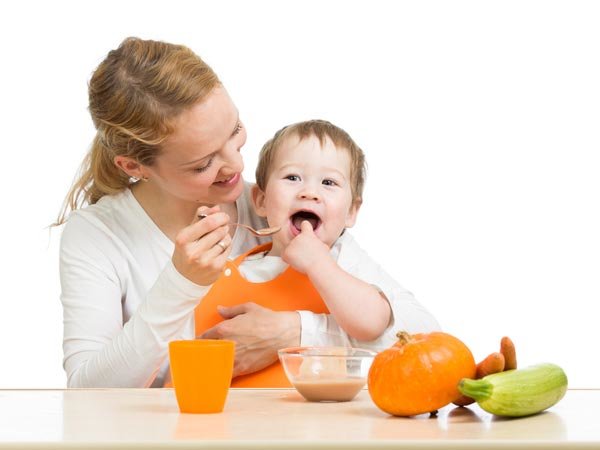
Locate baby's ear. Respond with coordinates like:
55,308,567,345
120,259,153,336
251,184,268,217
345,198,362,228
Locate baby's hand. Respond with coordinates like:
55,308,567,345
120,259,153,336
282,221,331,274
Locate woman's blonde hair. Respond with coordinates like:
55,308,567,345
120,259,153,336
55,37,220,225
255,120,366,204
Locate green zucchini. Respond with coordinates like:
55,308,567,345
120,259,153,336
457,363,568,417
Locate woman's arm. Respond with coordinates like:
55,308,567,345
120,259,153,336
60,214,208,387
200,303,300,377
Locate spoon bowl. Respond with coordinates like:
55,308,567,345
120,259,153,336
233,223,281,237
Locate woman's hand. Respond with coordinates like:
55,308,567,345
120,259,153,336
200,303,301,377
171,206,232,286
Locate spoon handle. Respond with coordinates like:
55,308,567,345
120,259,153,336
197,213,279,236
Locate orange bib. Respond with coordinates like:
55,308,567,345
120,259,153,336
194,243,329,387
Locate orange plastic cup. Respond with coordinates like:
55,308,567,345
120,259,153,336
168,339,235,414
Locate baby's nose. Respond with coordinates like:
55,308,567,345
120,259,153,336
298,189,320,201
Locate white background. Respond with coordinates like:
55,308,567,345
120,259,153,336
1,0,598,388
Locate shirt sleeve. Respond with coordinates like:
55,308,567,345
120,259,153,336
297,232,440,351
60,214,209,388
297,310,352,347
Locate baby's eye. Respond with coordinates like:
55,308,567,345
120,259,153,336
285,175,301,181
322,179,337,186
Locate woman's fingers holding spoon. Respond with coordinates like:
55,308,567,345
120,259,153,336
193,233,231,261
191,207,230,241
172,208,230,286
174,226,228,285
192,220,230,254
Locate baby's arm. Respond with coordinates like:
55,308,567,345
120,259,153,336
283,221,390,341
294,231,440,349
308,258,391,341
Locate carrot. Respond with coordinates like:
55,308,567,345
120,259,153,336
476,352,505,377
500,336,517,370
453,352,505,406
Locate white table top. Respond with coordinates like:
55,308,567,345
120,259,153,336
0,388,598,449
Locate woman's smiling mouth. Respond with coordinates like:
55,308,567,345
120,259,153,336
213,173,240,187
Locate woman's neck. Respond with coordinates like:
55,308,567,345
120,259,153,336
131,182,238,242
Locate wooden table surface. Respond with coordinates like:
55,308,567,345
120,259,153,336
0,388,598,449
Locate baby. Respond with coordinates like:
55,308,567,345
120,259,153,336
195,119,439,387
248,119,391,340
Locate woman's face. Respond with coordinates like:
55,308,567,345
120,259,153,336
146,86,246,206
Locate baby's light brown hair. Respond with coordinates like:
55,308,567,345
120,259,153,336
255,119,366,204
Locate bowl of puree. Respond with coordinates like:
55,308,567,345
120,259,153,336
278,346,377,402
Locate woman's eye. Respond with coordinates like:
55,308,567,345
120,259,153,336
232,122,243,136
194,157,213,173
322,179,337,186
285,175,300,181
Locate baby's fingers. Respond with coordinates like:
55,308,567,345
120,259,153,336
300,220,314,234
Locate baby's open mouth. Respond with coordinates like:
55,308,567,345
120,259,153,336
290,210,321,232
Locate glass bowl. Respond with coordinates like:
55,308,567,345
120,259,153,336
278,346,377,402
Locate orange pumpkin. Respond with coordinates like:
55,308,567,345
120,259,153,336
368,331,476,416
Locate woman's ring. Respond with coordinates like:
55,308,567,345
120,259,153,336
217,241,227,251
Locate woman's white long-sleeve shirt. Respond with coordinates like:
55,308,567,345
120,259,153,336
60,183,439,388
60,183,269,388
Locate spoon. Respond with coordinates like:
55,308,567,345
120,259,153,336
198,214,281,237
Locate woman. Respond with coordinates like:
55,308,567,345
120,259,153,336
57,37,438,388
57,37,301,387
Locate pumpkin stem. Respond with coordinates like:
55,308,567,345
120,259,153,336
396,331,412,345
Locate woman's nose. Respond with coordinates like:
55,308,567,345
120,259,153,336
221,144,244,174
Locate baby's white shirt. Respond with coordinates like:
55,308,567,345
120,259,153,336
237,233,440,351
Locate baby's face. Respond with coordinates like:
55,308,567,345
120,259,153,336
254,135,359,255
